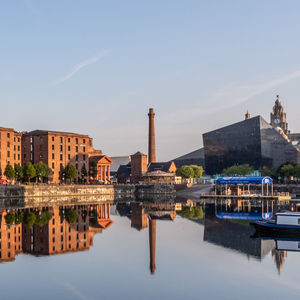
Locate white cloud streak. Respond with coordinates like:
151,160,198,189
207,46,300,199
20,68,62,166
168,68,300,119
56,50,110,84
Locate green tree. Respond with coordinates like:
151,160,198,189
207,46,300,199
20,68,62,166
65,209,78,224
222,164,254,176
5,213,15,225
4,164,15,180
259,166,275,177
34,162,51,183
24,162,36,182
295,165,300,180
15,211,24,224
14,164,24,182
178,206,204,219
280,163,296,180
89,161,97,179
24,212,37,228
176,165,194,178
64,164,77,182
190,165,204,178
35,211,51,226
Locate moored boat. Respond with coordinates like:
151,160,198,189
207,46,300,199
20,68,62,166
251,212,300,236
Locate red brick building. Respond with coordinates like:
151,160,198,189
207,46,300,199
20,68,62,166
22,130,102,183
0,127,22,180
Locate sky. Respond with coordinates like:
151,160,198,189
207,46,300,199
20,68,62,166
1,0,300,161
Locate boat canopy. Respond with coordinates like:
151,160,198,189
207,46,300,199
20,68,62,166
216,212,273,220
216,176,273,185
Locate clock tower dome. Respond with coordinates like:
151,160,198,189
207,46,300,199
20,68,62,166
270,95,290,135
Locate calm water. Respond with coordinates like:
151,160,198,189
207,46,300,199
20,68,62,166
0,199,300,300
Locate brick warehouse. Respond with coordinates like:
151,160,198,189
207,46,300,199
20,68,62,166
0,127,112,183
0,127,22,179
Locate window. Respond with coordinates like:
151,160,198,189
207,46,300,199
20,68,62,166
18,154,20,160
52,228,55,234
76,234,79,240
60,145,63,152
53,246,55,251
61,226,63,233
14,145,16,151
68,138,70,143
60,154,63,161
53,237,55,243
18,145,20,151
52,136,55,142
7,133,10,138
75,155,78,161
69,244,71,249
52,145,54,150
76,163,78,170
52,219,55,225
83,147,86,153
52,162,55,169
61,236,63,241
76,138,78,144
7,151,10,158
52,153,55,159
7,142,10,148
8,233,10,239
14,154,16,160
83,139,86,144
69,226,71,232
18,137,20,142
75,146,78,152
83,155,86,161
68,236,71,241
60,137,63,143
8,242,10,249
68,154,71,160
68,145,70,151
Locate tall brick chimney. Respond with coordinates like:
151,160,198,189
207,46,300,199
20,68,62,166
148,108,156,165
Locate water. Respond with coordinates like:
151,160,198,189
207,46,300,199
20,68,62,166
0,199,300,300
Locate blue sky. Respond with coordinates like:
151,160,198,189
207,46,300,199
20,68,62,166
1,0,300,160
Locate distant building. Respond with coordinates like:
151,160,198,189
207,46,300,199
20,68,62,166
110,156,131,176
203,115,300,175
0,127,22,180
147,161,176,173
171,148,205,169
116,163,131,183
270,95,290,135
130,152,148,183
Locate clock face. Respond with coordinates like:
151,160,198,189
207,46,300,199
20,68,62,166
274,118,281,125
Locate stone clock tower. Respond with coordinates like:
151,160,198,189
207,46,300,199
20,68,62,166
270,95,290,135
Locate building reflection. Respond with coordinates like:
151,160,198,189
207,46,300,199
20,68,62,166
117,201,177,275
203,199,294,271
0,202,113,263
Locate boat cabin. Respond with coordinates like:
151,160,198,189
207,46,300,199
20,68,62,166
276,212,300,226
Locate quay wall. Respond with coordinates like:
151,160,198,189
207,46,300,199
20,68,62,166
0,184,175,202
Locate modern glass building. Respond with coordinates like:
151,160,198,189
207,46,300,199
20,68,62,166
203,116,300,175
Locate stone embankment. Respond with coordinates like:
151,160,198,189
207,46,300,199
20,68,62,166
0,184,175,204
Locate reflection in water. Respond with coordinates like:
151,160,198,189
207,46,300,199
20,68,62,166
272,250,287,274
117,202,177,274
0,203,113,263
0,197,299,280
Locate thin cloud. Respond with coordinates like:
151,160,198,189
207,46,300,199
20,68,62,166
55,50,110,84
168,68,300,119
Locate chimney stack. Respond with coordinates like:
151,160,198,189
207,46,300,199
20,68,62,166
148,108,156,165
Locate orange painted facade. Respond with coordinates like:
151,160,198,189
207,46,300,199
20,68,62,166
89,155,113,182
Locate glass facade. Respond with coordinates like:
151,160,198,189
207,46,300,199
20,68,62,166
203,116,300,175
